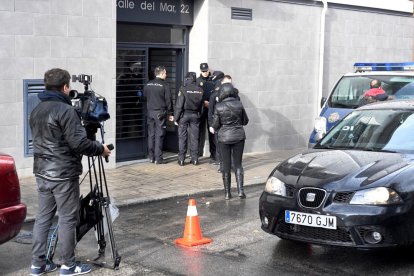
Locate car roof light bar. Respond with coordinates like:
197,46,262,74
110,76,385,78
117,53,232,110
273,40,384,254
354,62,414,72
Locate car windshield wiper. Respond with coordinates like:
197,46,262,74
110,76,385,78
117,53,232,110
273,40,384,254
331,102,354,108
314,144,351,150
376,149,397,153
358,147,397,153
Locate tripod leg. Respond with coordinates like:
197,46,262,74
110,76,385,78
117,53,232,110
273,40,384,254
96,206,106,255
46,226,59,264
103,203,121,269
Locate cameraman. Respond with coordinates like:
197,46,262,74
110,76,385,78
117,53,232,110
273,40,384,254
29,68,111,276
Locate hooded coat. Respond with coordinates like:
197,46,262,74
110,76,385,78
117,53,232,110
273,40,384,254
212,83,249,144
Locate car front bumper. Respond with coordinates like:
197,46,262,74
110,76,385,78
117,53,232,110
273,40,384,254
259,192,414,248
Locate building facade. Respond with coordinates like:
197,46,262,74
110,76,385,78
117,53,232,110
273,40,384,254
0,0,413,176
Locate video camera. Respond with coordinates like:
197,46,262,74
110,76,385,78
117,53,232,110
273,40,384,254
69,74,110,123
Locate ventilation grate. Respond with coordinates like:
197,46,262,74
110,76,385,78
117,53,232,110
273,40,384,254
24,79,44,156
231,7,253,20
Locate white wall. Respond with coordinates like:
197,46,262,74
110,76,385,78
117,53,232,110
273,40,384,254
0,0,117,177
205,0,414,153
318,0,413,13
189,0,209,72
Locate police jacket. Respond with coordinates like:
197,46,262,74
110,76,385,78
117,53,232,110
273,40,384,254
144,77,172,113
30,90,104,181
212,84,249,144
174,78,204,122
196,73,215,102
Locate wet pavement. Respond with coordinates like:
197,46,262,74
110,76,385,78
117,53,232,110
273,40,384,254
20,149,305,222
6,185,414,276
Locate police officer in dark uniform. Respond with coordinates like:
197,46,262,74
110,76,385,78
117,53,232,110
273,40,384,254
174,72,204,166
144,66,173,164
196,63,216,162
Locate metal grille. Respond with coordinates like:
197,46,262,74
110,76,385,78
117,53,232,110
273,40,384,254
23,80,44,156
285,184,295,197
149,49,177,101
276,218,353,244
231,7,253,20
333,192,354,203
116,49,147,140
298,188,326,208
149,49,178,134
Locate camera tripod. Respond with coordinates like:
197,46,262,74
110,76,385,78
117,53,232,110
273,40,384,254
46,123,121,270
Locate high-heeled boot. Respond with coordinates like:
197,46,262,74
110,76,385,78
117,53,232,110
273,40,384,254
236,169,246,198
223,173,232,200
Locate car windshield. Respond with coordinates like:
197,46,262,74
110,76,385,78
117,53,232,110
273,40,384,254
316,109,414,153
329,75,414,108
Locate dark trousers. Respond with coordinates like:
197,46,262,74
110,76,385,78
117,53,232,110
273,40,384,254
147,110,166,162
198,109,216,159
32,177,80,267
214,133,221,163
219,140,245,175
178,113,200,161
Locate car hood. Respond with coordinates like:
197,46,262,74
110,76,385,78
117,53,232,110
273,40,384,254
274,150,414,190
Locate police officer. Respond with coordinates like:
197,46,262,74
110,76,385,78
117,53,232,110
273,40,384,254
144,66,174,164
196,62,216,162
174,72,204,166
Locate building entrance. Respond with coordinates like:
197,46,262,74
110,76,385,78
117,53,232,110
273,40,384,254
116,24,188,162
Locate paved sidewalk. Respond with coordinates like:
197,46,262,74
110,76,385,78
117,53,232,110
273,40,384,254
20,149,304,222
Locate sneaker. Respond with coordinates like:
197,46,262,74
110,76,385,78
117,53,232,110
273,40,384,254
60,263,92,276
30,262,57,276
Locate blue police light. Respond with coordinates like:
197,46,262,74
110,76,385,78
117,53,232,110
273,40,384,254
354,62,414,72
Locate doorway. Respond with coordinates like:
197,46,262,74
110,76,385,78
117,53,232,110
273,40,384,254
116,45,186,162
116,23,188,162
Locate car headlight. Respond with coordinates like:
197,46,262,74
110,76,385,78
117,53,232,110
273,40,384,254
264,176,287,196
349,187,402,205
314,116,327,134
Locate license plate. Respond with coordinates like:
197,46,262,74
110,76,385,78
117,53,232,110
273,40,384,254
285,210,337,230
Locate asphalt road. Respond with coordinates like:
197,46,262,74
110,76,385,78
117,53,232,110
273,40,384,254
3,185,414,275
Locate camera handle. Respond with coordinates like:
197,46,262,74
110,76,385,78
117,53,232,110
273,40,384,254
105,144,114,163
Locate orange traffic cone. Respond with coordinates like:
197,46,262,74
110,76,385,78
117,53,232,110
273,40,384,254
175,199,212,247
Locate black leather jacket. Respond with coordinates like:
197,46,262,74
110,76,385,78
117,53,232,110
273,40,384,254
30,90,104,181
212,91,249,144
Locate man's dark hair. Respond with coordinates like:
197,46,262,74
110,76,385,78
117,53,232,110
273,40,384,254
154,66,166,76
370,79,381,88
223,74,232,80
44,68,71,92
185,71,196,82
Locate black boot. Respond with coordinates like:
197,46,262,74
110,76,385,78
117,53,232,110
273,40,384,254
223,173,232,200
236,169,246,199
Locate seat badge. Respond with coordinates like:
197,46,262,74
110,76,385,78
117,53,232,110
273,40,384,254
306,193,316,202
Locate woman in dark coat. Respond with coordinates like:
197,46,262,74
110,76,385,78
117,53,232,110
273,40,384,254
211,83,249,199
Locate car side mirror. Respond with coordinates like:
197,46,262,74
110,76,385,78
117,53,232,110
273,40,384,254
320,97,327,108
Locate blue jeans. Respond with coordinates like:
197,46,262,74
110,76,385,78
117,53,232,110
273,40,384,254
32,177,80,267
